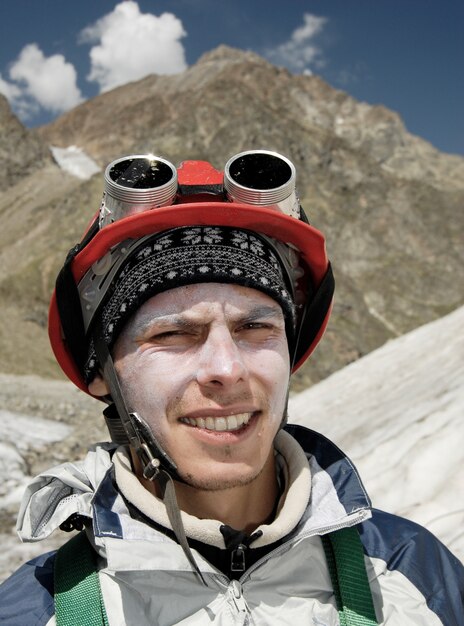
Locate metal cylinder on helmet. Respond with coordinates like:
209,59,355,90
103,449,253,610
224,150,300,219
100,154,178,228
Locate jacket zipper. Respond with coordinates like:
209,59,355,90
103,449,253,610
229,579,250,615
231,543,247,574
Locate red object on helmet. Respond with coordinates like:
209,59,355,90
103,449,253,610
48,160,333,395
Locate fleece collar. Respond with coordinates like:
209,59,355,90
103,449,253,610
113,429,311,549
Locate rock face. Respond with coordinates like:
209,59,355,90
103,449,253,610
0,45,463,389
0,94,52,192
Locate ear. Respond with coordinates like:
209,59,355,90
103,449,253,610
88,373,110,397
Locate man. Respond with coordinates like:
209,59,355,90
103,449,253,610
0,151,462,625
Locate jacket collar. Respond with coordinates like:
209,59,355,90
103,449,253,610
92,424,371,545
17,425,371,544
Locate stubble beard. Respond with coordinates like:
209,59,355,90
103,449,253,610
179,463,266,492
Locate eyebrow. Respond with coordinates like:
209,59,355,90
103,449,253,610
237,305,284,324
133,314,197,337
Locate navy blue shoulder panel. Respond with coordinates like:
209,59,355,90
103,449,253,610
92,465,124,538
359,509,464,626
0,550,56,625
285,423,372,514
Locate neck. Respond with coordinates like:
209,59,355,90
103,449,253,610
177,453,278,534
134,451,279,534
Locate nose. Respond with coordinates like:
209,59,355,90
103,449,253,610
196,326,248,388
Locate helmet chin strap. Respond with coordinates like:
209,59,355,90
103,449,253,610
93,323,179,480
93,324,207,584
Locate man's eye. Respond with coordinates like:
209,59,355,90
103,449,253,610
238,322,273,334
148,330,189,343
242,322,271,330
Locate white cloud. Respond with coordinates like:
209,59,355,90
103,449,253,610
0,43,83,120
265,13,328,74
80,1,187,93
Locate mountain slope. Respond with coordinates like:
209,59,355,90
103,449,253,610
0,45,462,388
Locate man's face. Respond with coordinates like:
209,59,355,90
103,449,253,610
110,282,290,491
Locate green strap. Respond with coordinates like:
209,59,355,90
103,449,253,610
322,526,378,626
54,532,109,626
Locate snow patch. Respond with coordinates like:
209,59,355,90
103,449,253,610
289,305,464,561
50,145,100,180
0,410,71,508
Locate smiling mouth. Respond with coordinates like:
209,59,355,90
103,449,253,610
179,413,254,432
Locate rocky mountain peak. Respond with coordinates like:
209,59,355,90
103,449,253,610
195,44,266,66
0,95,52,192
38,46,464,191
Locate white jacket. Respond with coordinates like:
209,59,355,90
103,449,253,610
0,424,462,625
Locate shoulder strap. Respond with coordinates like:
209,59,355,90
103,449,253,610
322,526,378,626
54,532,109,626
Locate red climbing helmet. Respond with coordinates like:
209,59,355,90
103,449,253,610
49,150,334,395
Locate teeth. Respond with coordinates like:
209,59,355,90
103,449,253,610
180,413,252,432
216,418,227,431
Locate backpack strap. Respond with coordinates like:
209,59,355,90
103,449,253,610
322,526,378,625
54,531,109,626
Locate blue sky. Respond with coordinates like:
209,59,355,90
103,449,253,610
1,0,462,155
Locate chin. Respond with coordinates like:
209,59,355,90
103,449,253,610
180,464,261,492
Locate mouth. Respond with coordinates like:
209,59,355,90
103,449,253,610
179,412,254,433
